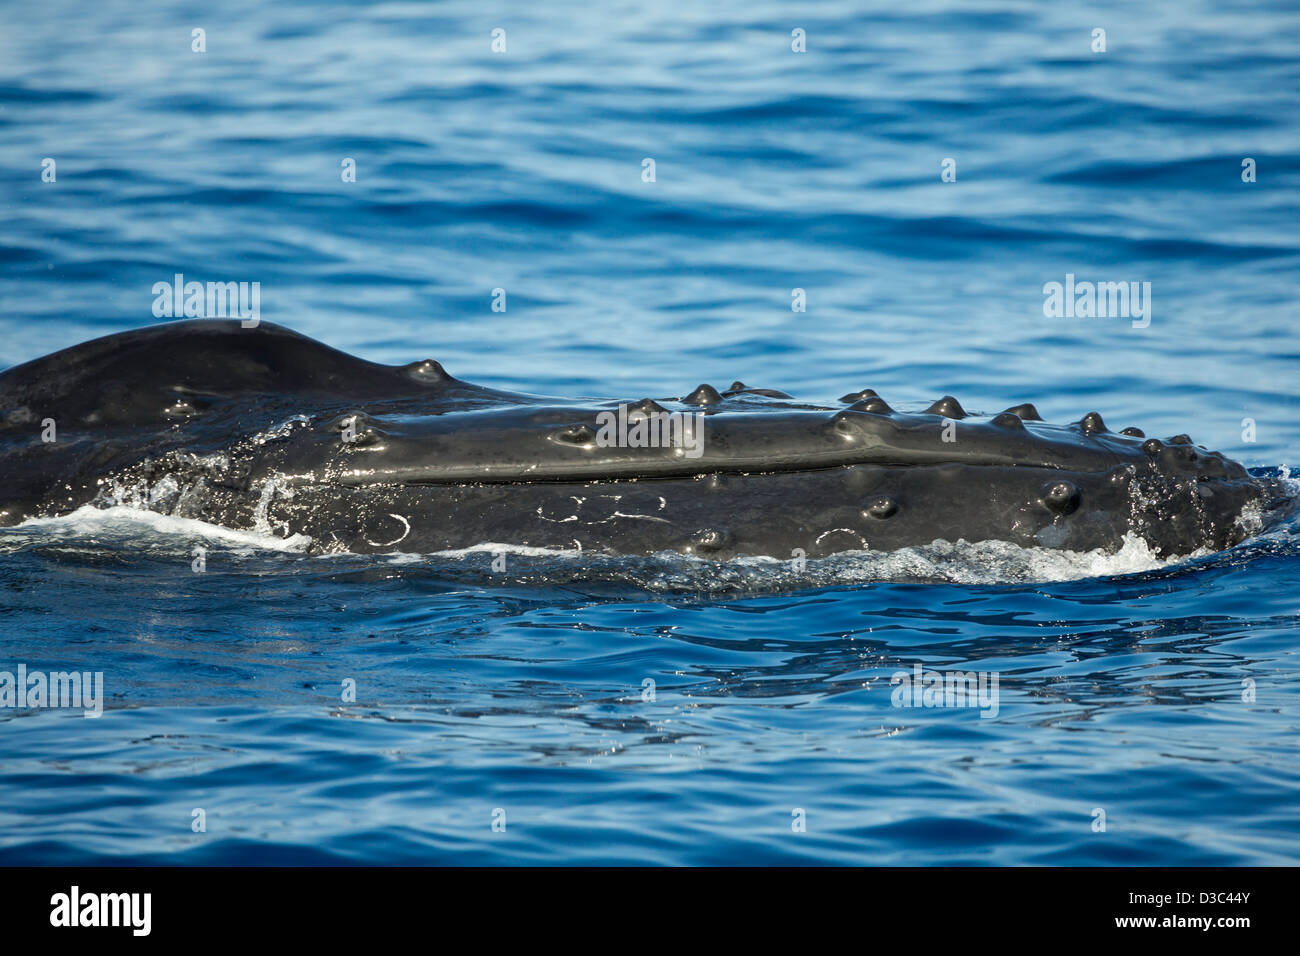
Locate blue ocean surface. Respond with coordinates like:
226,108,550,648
1,0,1299,864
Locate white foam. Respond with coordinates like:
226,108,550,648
793,533,1185,585
4,505,311,553
360,530,1191,586
1277,463,1300,493
0,507,1255,586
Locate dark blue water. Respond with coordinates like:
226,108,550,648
2,0,1299,864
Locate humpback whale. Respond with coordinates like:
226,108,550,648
0,320,1289,559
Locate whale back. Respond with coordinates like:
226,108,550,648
0,319,1289,558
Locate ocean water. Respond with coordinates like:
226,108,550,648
1,0,1299,864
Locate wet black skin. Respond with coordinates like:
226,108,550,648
0,320,1289,558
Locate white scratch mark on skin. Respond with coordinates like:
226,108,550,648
815,527,867,548
537,494,668,524
537,505,579,523
366,513,410,547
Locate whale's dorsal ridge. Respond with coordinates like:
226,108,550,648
0,319,471,429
